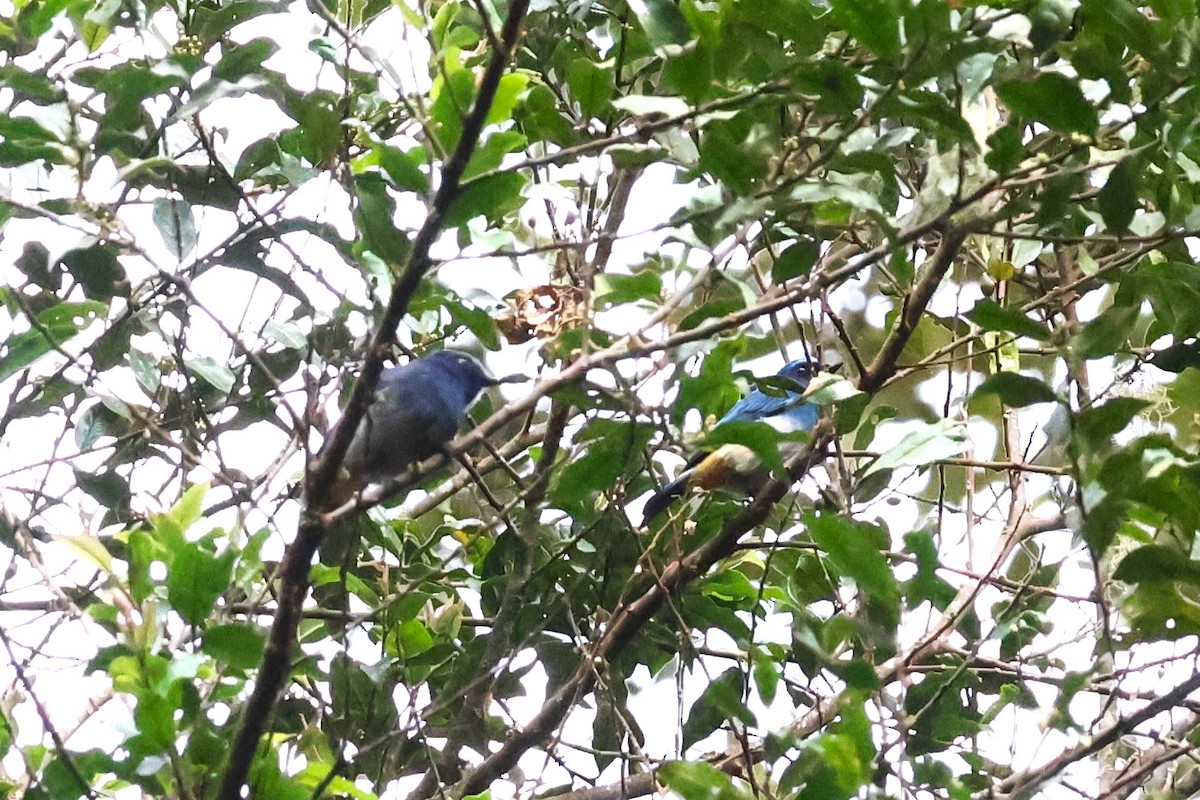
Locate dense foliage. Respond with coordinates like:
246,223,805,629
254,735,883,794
3,0,1200,797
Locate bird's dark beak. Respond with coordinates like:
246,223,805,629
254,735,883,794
490,373,528,385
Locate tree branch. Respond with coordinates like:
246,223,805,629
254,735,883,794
214,4,532,798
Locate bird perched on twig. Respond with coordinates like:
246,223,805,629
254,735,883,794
326,350,501,506
641,358,821,526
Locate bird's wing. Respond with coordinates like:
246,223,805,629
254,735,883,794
718,390,806,425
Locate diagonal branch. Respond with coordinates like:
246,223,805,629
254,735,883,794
214,4,532,799
859,226,967,394
450,437,833,797
993,668,1200,799
442,210,977,798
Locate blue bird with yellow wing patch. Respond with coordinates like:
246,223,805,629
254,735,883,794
641,358,820,525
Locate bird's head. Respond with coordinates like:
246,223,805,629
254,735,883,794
425,350,500,395
776,358,819,391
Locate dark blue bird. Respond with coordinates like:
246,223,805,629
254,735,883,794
330,350,499,502
641,358,820,525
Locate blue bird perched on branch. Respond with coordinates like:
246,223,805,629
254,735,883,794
641,358,821,526
328,350,501,505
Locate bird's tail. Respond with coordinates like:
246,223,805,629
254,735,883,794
641,473,690,526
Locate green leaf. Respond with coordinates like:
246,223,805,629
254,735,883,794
484,72,530,125
152,197,197,260
0,64,66,104
156,483,208,541
701,569,757,604
354,171,411,265
1150,340,1200,373
595,271,662,307
74,402,131,449
658,761,751,800
830,0,900,59
1098,158,1139,233
58,532,114,573
1074,304,1138,359
973,372,1058,407
807,512,899,609
0,301,107,382
803,372,863,406
371,141,429,194
752,652,780,706
682,668,752,748
1075,397,1150,447
551,418,655,510
863,419,969,477
167,543,235,625
771,238,820,283
170,76,268,121
398,619,434,656
463,130,527,180
135,692,176,749
701,421,789,478
214,227,318,312
190,1,277,47
263,320,307,350
903,530,956,609
627,0,693,49
74,469,132,519
443,172,526,228
985,122,1024,174
566,56,616,119
202,623,266,669
187,357,236,393
968,299,1052,340
995,73,1099,134
1114,545,1200,584
234,137,284,181
213,38,279,82
0,116,69,166
429,55,476,153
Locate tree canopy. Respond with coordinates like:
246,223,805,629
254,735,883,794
3,0,1200,798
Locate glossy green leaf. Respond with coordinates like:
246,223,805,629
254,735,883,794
995,73,1098,134
167,543,235,626
658,761,751,800
0,301,106,382
830,0,900,59
863,419,969,476
152,197,197,260
202,624,266,669
973,372,1058,407
627,0,693,49
1075,397,1150,448
186,357,236,393
682,668,752,749
1114,545,1200,584
1098,158,1139,233
807,512,899,610
969,299,1052,340
771,237,820,283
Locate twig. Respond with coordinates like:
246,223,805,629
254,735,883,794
213,3,533,797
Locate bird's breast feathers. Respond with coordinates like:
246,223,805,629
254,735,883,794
690,444,761,489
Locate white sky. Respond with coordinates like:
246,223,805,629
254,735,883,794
1,2,1196,798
